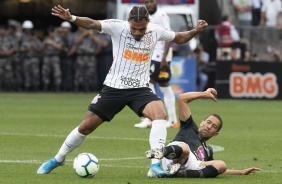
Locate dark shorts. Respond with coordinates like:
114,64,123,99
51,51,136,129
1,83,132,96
88,86,162,122
150,60,172,82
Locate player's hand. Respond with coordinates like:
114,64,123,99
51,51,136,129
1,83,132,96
241,167,262,175
195,20,208,32
206,88,217,102
51,5,72,21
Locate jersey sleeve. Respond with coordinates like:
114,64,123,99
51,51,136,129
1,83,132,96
158,26,175,42
99,19,124,36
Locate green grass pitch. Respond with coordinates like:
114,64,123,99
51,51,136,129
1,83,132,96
0,92,281,184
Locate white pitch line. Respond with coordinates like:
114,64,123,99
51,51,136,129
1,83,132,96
0,132,148,141
0,132,225,152
0,157,145,164
0,159,281,173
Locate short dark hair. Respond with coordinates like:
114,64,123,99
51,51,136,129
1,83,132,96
205,114,223,131
129,6,149,22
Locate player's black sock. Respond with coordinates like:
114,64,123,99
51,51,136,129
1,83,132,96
163,145,183,159
177,165,219,178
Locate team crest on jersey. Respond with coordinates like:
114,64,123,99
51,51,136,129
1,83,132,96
91,94,101,104
143,33,152,46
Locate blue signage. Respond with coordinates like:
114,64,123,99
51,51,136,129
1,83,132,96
155,57,197,98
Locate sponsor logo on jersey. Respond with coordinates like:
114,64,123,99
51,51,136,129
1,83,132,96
120,76,141,87
123,49,149,62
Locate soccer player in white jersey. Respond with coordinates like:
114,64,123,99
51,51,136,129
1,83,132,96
134,0,179,129
37,5,208,178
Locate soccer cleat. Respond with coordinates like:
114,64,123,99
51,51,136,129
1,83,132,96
134,118,152,128
145,148,164,159
168,163,181,177
166,121,179,128
147,163,168,178
37,158,65,174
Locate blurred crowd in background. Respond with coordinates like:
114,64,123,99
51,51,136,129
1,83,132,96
0,20,113,92
0,0,282,92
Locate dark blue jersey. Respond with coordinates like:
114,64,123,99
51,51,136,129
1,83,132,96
172,116,213,161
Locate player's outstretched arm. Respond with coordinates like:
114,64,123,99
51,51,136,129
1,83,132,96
223,167,262,175
177,88,217,122
51,5,101,31
172,20,208,44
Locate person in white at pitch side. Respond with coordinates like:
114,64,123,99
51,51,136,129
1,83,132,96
36,5,208,178
134,0,179,129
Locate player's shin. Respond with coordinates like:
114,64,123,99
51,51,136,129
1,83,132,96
177,165,219,178
159,86,177,123
149,120,167,164
55,126,86,162
163,145,183,159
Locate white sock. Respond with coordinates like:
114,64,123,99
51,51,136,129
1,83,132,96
149,120,167,164
148,82,156,94
55,127,86,162
159,86,177,123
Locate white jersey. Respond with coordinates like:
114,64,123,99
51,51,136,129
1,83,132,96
149,8,173,62
99,19,175,89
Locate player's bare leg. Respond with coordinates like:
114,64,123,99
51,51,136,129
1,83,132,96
37,111,103,174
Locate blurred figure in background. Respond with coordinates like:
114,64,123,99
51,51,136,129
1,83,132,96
268,47,282,62
193,44,209,91
251,0,263,26
260,0,282,28
69,27,101,92
232,0,252,26
215,15,247,60
7,22,22,91
232,0,252,38
95,31,113,91
41,26,63,91
0,25,15,91
59,21,75,91
134,0,179,129
20,20,42,91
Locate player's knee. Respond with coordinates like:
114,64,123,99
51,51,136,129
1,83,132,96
176,143,190,162
151,109,167,120
214,160,227,174
79,119,99,135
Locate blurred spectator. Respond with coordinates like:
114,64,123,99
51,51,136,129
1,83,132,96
95,32,113,91
69,27,101,92
215,15,247,60
232,0,253,26
193,44,209,91
0,25,15,91
251,0,263,26
277,12,282,29
230,47,241,61
268,47,282,62
243,49,252,61
260,0,282,27
41,26,63,91
59,21,76,91
7,23,22,91
20,20,42,91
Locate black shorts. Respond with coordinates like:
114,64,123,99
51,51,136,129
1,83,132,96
88,86,162,122
150,60,172,82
